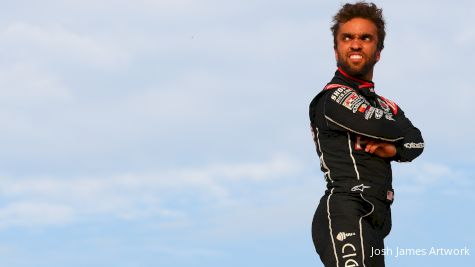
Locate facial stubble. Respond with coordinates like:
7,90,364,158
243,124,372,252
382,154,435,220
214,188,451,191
336,50,379,80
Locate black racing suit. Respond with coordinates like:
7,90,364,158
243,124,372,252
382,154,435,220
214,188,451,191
309,68,424,267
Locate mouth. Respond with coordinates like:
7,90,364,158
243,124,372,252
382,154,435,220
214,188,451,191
348,53,364,63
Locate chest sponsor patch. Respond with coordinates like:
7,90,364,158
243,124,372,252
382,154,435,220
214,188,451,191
358,103,368,113
342,92,360,110
330,87,354,104
330,87,379,115
351,98,367,113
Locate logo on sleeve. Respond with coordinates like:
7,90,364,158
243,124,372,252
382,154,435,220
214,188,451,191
364,107,376,120
358,104,368,113
342,93,360,110
377,98,390,112
404,142,424,149
379,96,398,115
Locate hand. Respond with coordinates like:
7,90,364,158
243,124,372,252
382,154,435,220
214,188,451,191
364,140,397,158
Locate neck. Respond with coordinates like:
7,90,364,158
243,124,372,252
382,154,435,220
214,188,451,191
363,68,374,81
337,67,374,85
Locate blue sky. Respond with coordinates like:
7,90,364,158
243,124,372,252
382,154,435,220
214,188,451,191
0,0,473,266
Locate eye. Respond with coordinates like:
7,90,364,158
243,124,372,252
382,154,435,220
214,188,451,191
362,35,372,41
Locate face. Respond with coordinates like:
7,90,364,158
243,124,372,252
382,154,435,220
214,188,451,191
334,18,381,80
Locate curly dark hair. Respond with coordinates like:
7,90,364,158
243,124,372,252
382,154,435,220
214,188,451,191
331,2,386,50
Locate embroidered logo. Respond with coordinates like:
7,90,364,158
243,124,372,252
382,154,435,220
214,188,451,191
337,232,356,241
351,184,371,192
404,142,425,149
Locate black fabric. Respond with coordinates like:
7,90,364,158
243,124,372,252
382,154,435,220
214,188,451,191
309,68,424,190
309,68,424,266
312,190,391,267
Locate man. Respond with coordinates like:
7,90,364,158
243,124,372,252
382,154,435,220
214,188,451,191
309,2,424,267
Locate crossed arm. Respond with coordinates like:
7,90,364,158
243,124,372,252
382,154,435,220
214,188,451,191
322,89,424,161
365,140,397,158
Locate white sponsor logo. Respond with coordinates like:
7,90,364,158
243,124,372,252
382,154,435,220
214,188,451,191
375,109,384,119
342,243,360,267
384,113,395,121
351,99,366,113
351,184,371,192
331,88,354,103
337,232,356,241
404,142,425,149
364,107,375,120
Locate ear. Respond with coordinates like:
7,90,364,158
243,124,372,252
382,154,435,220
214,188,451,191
334,48,339,61
375,50,381,62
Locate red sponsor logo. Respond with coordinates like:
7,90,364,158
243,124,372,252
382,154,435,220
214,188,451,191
380,96,398,115
343,93,359,110
358,104,367,113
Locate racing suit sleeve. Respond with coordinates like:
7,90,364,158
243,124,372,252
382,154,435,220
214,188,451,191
322,88,404,142
391,108,424,162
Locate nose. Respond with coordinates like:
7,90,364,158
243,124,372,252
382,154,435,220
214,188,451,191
350,39,362,50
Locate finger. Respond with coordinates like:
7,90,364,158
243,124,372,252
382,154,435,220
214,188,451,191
369,144,379,153
365,143,372,152
366,144,377,153
372,143,383,153
365,141,375,152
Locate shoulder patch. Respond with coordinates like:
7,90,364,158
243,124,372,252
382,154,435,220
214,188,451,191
329,86,354,104
328,86,368,114
379,96,398,115
324,83,352,90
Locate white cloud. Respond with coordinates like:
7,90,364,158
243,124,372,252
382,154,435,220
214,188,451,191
456,27,475,46
393,161,474,196
59,0,200,15
122,70,226,123
207,176,324,239
0,154,303,229
59,0,289,18
0,63,71,103
151,244,223,259
152,18,328,65
0,202,75,228
180,153,301,182
0,22,131,67
0,63,72,139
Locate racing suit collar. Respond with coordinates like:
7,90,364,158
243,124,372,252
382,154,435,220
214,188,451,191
336,67,376,100
337,67,374,88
